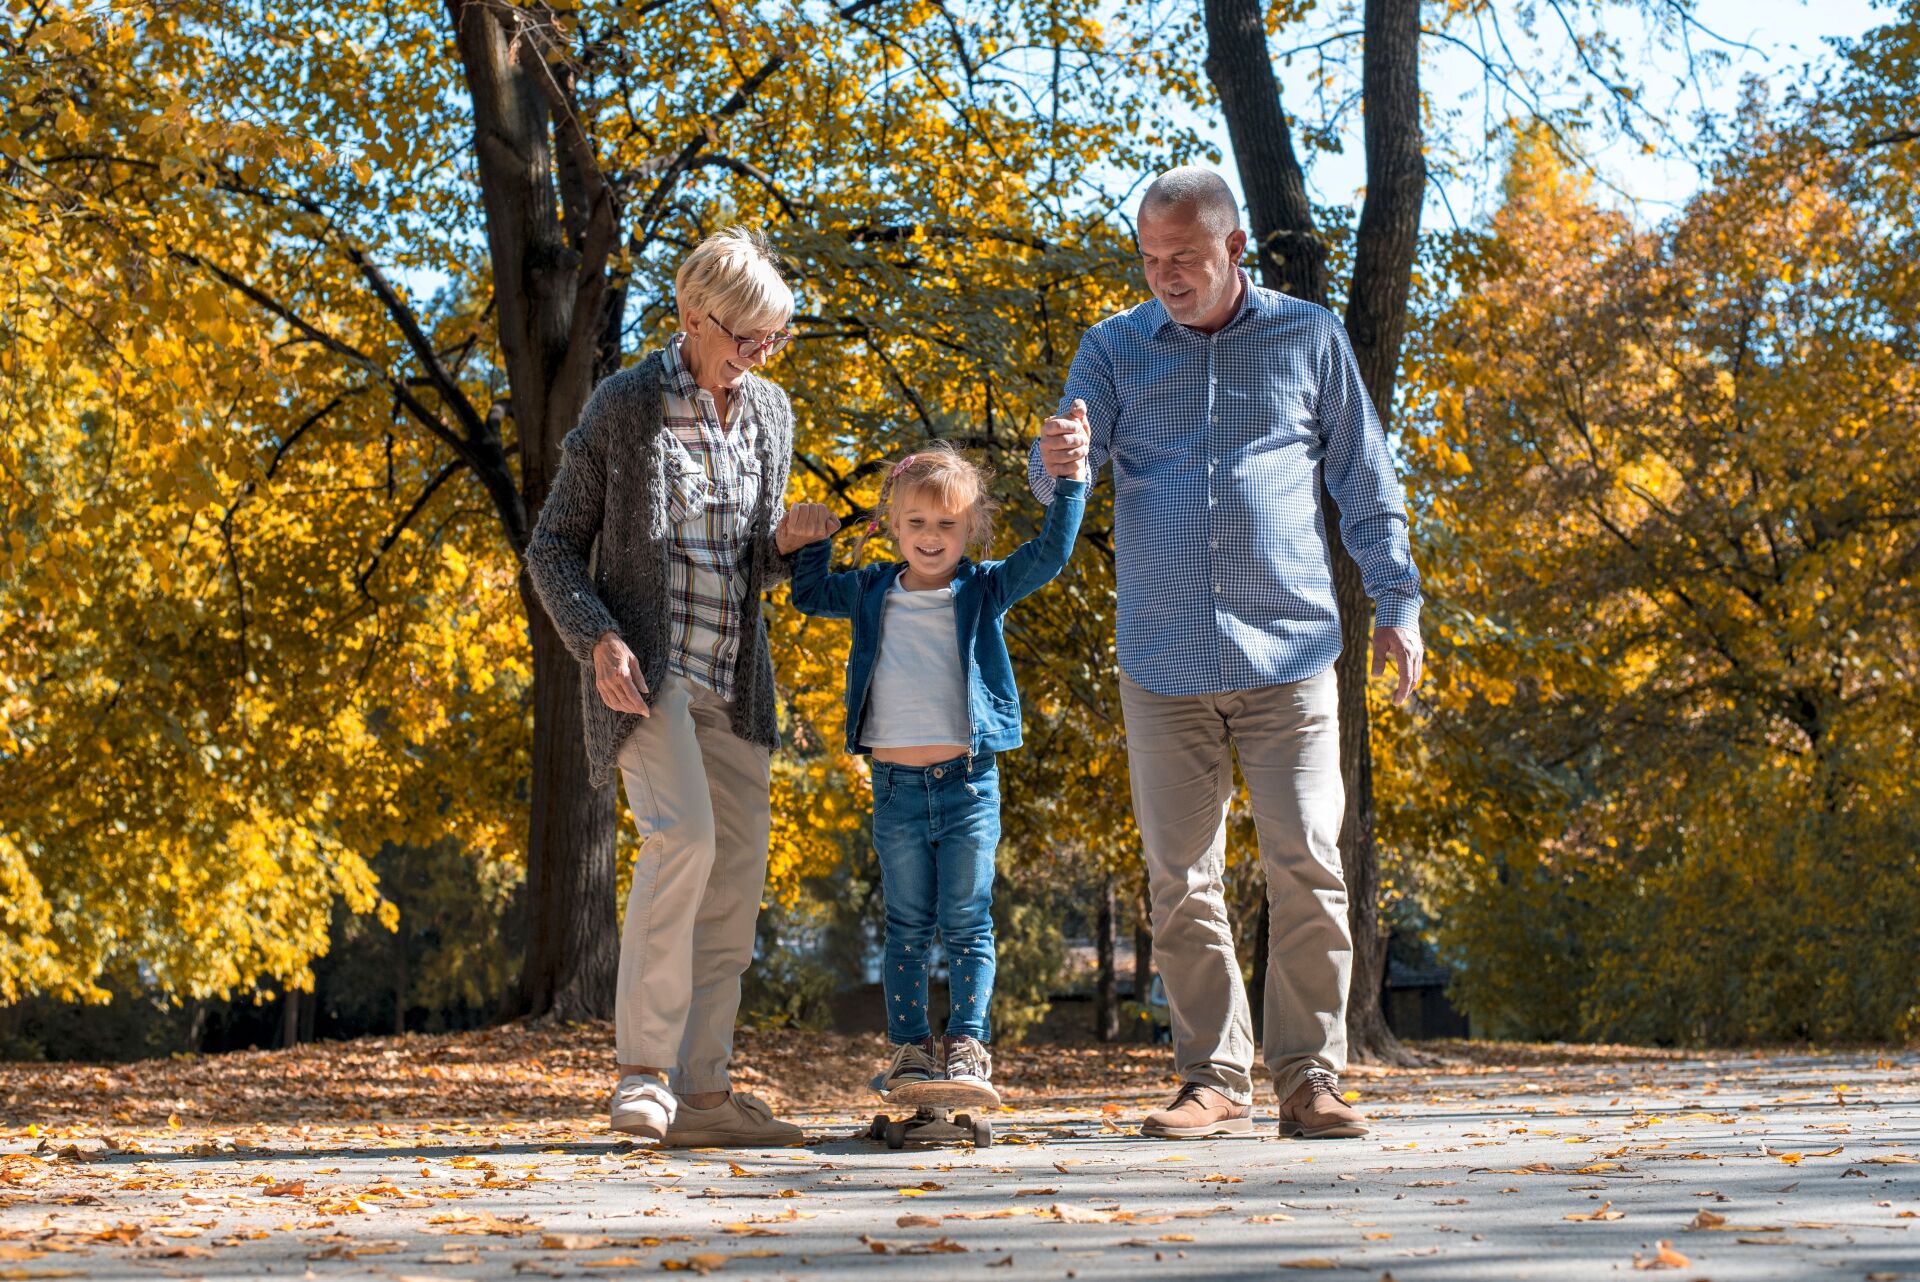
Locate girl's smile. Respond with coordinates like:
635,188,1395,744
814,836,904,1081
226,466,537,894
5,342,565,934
892,491,970,589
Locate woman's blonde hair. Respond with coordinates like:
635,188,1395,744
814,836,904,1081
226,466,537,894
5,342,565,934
851,441,999,563
675,226,794,333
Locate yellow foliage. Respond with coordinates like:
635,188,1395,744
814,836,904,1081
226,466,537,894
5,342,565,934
1383,94,1920,1044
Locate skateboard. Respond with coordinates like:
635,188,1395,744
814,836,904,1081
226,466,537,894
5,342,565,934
866,1075,996,1149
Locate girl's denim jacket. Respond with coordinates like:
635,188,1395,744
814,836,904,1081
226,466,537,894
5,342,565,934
788,478,1088,758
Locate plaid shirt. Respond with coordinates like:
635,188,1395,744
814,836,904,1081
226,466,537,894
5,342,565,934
659,334,762,700
1029,273,1421,695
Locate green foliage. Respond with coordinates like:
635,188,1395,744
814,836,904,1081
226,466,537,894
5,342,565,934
989,878,1069,1044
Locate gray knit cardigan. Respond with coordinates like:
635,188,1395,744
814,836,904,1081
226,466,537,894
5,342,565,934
524,351,794,787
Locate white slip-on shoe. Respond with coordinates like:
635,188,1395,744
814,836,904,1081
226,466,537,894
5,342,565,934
610,1074,676,1140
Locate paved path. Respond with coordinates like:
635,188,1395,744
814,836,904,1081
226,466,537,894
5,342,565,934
3,1051,1916,1280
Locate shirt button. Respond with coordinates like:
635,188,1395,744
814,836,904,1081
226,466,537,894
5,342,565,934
1214,582,1223,593
1210,539,1219,550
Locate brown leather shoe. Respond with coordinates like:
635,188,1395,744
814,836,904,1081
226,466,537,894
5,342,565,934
1141,1083,1255,1138
1277,1068,1369,1139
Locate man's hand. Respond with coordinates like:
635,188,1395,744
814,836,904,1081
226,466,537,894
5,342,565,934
776,502,841,555
1040,399,1092,481
592,631,651,716
1370,626,1424,706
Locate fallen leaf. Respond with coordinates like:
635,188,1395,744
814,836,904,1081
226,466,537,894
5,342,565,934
263,1180,305,1197
1279,1259,1342,1270
1631,1240,1690,1270
858,1234,967,1256
539,1233,609,1250
895,1214,940,1228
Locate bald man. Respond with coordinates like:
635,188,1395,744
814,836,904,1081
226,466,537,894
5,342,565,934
1029,167,1423,1140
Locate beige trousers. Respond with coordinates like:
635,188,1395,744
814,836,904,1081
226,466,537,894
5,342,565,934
614,675,772,1093
1120,667,1352,1105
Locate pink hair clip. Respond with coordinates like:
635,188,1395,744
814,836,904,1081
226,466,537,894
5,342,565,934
889,454,917,478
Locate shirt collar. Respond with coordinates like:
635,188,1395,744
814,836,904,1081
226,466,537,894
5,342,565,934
1146,269,1260,339
662,333,703,400
663,334,760,443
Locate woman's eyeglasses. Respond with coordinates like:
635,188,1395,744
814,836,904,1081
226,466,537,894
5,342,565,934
708,313,792,359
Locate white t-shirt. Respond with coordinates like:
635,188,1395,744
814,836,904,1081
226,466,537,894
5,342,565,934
862,574,970,748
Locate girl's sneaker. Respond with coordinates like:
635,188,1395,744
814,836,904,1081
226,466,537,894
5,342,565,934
911,1035,999,1107
879,1037,942,1099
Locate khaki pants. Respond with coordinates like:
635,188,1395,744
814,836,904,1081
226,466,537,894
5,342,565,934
614,675,772,1094
1120,667,1351,1105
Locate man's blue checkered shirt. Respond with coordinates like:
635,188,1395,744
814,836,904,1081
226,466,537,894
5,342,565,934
1028,273,1422,696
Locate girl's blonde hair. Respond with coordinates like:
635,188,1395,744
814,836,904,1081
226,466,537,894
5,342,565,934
851,441,999,564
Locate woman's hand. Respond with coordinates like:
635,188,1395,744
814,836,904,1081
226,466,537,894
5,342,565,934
592,631,651,715
776,503,841,554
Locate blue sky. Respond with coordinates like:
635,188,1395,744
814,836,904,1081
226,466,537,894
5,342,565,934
1199,0,1890,229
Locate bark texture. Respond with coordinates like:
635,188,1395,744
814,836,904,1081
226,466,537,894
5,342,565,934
450,0,626,1021
1202,0,1427,1065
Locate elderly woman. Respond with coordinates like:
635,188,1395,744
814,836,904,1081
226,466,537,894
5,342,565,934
526,228,829,1146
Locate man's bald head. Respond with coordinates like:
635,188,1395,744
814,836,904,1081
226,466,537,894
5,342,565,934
1135,167,1247,332
1139,166,1240,236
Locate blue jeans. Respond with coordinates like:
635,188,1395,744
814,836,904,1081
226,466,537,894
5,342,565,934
870,754,1000,1044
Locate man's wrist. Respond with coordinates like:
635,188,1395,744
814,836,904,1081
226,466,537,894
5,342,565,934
1373,601,1422,632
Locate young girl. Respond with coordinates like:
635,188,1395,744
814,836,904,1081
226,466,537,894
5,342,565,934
780,441,1088,1104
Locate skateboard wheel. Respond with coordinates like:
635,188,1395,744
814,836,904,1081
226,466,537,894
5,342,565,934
954,1113,972,1130
884,1118,908,1149
971,1117,993,1148
869,1114,888,1141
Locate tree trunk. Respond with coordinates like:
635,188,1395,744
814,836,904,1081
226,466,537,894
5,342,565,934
519,601,620,1021
451,0,625,1020
1334,0,1425,1064
184,1000,207,1054
278,989,300,1050
1094,875,1120,1042
1203,0,1426,1066
394,914,410,1037
1132,879,1153,1003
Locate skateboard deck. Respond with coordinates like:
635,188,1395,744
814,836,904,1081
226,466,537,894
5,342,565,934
867,1076,996,1149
